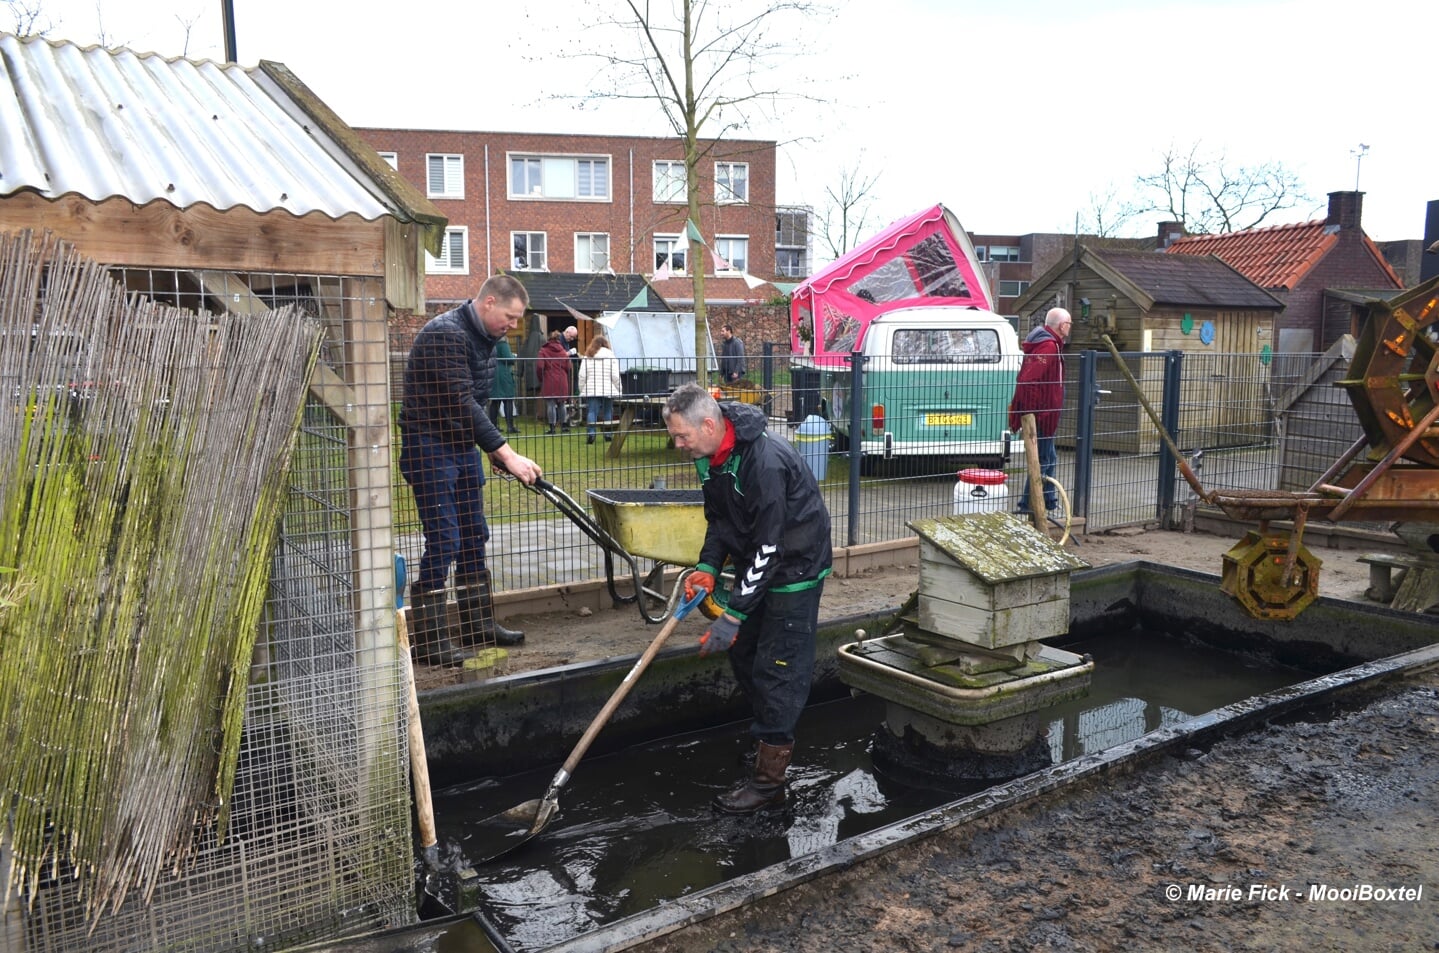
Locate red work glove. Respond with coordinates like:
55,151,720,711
684,569,716,601
698,614,741,657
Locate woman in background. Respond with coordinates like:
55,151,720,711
538,330,573,434
578,335,622,444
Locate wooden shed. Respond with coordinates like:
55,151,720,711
1015,246,1283,454
1,33,445,952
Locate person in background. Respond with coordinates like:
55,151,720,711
578,334,622,445
719,324,746,385
1009,306,1072,518
400,274,540,665
538,330,573,434
663,383,832,814
488,335,521,434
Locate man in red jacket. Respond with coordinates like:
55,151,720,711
1008,307,1072,516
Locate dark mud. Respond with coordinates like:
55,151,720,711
633,670,1439,952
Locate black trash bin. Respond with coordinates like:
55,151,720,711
790,365,821,422
622,368,670,425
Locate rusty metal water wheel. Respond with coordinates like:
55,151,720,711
1342,284,1439,467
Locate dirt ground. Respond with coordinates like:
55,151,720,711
415,524,1384,690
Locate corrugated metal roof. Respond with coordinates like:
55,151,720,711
0,33,438,229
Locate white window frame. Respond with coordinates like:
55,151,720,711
426,154,464,199
713,235,748,274
715,161,749,204
972,245,988,262
653,160,686,203
376,151,398,171
998,279,1031,297
575,233,611,273
508,153,611,200
511,231,547,271
989,245,1022,262
654,234,687,275
425,226,468,275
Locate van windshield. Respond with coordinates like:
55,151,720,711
892,327,1001,364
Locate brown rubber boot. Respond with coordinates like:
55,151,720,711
714,741,792,814
455,570,525,647
409,587,474,667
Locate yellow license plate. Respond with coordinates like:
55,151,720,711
925,412,972,427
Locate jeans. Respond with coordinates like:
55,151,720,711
1018,434,1059,512
727,584,824,744
585,396,614,438
399,430,489,593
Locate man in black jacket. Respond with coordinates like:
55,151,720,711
664,383,832,814
400,275,542,665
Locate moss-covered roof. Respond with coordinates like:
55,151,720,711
908,513,1089,584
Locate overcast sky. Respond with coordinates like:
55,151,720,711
14,0,1435,255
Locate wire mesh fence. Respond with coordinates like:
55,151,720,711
3,259,410,953
387,336,1367,612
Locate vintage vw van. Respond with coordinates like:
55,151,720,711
798,306,1020,468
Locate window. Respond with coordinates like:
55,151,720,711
509,154,610,199
575,233,611,273
715,161,749,204
512,232,547,271
426,154,463,199
653,160,686,203
892,327,1002,365
714,236,748,273
654,235,687,275
425,227,468,275
776,247,806,277
998,279,1031,297
989,245,1021,262
973,245,987,262
376,151,398,170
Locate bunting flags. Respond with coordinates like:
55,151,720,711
561,301,591,324
652,260,671,282
741,272,768,291
709,248,731,273
685,219,704,243
770,281,801,295
624,287,649,310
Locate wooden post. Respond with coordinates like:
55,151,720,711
1021,414,1047,534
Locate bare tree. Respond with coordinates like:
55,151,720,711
1133,142,1311,235
1077,185,1142,239
5,0,50,36
560,0,833,372
818,160,881,260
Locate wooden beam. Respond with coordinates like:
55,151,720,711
1,193,385,276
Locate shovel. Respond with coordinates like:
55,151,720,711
470,584,707,865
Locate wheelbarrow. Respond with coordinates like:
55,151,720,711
529,479,713,623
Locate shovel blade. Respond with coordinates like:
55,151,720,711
468,798,543,865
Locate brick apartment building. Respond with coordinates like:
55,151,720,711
355,128,809,311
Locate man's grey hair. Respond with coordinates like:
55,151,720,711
1045,307,1072,329
663,382,720,426
481,273,529,307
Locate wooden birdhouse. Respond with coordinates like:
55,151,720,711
907,512,1089,652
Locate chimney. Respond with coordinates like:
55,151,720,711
1327,191,1364,230
1156,221,1184,250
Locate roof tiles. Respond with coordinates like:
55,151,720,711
1164,220,1337,291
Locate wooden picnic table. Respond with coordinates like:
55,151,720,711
606,396,672,458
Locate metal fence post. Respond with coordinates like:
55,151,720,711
848,350,864,548
1156,349,1184,523
761,341,774,419
1073,349,1098,519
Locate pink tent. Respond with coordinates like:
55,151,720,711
790,204,993,366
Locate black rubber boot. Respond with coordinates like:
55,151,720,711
409,587,474,667
714,741,792,814
455,570,525,647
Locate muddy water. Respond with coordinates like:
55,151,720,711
433,629,1307,951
